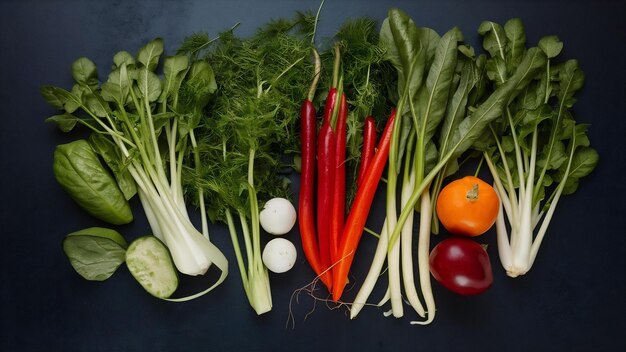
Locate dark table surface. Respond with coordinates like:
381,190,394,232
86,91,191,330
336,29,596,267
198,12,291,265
1,0,625,351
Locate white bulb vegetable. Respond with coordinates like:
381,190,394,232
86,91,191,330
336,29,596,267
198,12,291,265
262,238,297,273
259,197,296,235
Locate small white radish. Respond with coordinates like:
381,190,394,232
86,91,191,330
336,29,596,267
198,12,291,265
259,197,296,235
262,238,297,273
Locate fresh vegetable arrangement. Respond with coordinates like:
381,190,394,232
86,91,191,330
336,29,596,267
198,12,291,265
42,38,228,300
42,5,597,326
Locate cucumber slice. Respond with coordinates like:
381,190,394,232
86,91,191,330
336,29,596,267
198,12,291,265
126,236,178,299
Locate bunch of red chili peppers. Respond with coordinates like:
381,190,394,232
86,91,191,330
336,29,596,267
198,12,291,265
298,46,396,300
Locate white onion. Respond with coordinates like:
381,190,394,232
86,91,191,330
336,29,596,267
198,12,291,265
262,238,297,273
259,197,296,235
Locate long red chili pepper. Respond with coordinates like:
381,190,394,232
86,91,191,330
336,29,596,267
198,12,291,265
322,88,337,125
329,93,347,266
356,116,377,188
298,48,333,289
298,100,332,289
331,110,396,301
316,122,336,273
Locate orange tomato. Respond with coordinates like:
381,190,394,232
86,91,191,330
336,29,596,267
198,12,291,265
436,176,499,237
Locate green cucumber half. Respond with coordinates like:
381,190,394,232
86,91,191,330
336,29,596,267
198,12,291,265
126,236,178,299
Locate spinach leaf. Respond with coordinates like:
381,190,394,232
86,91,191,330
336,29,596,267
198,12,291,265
53,139,133,225
63,227,127,281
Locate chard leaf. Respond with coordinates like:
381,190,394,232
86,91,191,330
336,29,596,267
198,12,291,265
478,21,507,60
501,135,515,153
72,57,99,87
438,60,474,156
450,47,547,158
184,61,217,109
152,112,177,132
468,54,488,106
537,140,567,170
46,113,80,132
536,60,585,187
458,44,475,59
538,35,563,59
557,60,585,107
64,84,89,113
423,141,438,175
543,173,553,187
519,104,553,141
84,94,109,118
518,81,542,110
137,38,164,71
160,55,190,104
137,67,163,102
485,56,507,84
563,123,591,149
504,18,526,70
101,65,131,105
418,27,441,66
379,9,425,99
558,147,599,195
113,51,135,68
471,127,495,152
421,26,462,143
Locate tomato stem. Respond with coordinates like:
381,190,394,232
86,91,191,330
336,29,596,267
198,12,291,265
466,184,479,201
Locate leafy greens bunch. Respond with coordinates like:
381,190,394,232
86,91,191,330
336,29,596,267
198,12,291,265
474,19,599,278
180,15,317,314
42,38,228,300
348,8,550,324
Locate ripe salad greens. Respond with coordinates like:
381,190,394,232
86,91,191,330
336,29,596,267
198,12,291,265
42,38,228,300
473,19,598,278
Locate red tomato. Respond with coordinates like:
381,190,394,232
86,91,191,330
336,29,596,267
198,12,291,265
429,237,493,296
436,176,499,236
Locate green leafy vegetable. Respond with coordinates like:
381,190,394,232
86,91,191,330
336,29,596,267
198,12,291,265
477,20,598,278
182,15,315,314
53,140,133,225
62,227,127,281
352,9,547,325
42,38,229,300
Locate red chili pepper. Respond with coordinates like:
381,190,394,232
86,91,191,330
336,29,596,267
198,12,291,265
316,122,336,273
329,93,347,266
356,116,377,188
331,110,396,301
322,88,337,125
298,100,332,289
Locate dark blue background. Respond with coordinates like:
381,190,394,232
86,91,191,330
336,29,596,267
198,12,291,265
1,0,625,351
